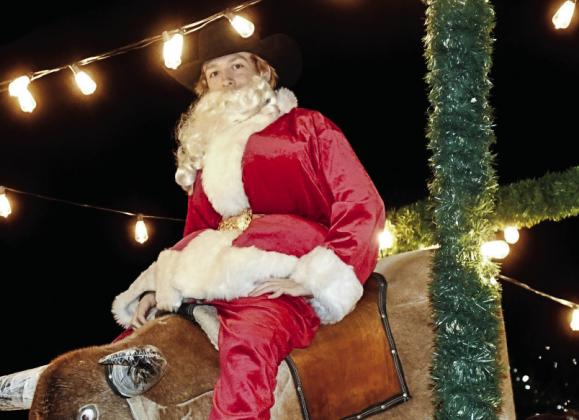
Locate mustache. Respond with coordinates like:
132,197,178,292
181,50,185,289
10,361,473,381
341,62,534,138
191,77,272,121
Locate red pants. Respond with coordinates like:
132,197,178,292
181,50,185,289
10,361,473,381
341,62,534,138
114,294,320,420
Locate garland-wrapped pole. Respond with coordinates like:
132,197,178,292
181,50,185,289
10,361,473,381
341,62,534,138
424,0,503,418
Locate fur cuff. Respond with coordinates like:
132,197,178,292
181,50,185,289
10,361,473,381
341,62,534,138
290,246,363,324
111,249,179,329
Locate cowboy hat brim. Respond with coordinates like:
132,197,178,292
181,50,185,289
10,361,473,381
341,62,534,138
165,33,302,93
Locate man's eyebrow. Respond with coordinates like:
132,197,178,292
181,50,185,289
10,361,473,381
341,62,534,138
229,54,251,64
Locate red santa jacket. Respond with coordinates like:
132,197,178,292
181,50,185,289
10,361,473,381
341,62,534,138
112,89,385,326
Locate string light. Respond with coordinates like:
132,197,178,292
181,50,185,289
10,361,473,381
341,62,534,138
134,214,149,244
0,186,12,218
503,226,520,244
70,65,97,95
0,0,262,112
0,185,183,245
162,31,184,69
499,274,579,332
225,12,255,38
2,184,578,326
481,240,510,259
553,0,576,29
8,75,36,113
378,224,395,251
571,309,579,331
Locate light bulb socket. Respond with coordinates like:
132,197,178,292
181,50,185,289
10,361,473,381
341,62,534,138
163,29,183,41
69,64,81,75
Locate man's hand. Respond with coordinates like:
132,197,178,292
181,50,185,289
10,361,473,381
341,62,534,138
249,278,313,299
131,292,157,329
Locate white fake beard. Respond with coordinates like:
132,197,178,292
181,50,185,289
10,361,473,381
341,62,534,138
175,76,277,190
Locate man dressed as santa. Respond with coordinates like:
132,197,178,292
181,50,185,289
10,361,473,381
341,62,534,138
112,17,385,420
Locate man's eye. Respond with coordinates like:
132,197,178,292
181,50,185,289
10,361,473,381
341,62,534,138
208,71,218,78
233,63,244,70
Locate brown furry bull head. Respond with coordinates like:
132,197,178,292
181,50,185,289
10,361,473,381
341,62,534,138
1,315,220,419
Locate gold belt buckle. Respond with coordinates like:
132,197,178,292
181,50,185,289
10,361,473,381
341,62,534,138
218,208,253,231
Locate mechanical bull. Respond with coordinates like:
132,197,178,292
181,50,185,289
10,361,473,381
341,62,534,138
0,249,517,419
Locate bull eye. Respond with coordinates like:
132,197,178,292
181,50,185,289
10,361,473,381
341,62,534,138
78,404,98,420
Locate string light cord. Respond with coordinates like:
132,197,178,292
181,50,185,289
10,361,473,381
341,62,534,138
2,186,184,222
0,0,263,93
498,274,579,310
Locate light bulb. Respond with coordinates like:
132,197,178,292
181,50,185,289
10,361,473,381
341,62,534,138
0,187,12,218
135,215,149,244
163,31,184,69
8,75,30,97
503,226,520,244
16,91,37,113
8,76,36,113
71,65,97,95
227,14,255,38
481,240,510,260
571,309,579,331
378,228,394,250
553,0,576,29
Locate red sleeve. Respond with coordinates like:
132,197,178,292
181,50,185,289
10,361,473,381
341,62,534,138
312,111,386,283
290,110,386,324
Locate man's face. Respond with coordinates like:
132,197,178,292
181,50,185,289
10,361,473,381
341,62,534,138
203,52,259,92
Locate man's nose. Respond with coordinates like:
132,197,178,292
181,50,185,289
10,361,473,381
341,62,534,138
221,75,235,88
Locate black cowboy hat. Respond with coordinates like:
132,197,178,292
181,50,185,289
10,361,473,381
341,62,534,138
165,17,302,92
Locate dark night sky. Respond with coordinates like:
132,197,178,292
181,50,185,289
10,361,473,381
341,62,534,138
0,1,577,418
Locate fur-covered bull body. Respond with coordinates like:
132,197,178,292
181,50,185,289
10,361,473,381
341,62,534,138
0,250,518,419
31,316,219,419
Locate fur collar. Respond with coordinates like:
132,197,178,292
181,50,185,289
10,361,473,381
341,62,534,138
201,88,297,217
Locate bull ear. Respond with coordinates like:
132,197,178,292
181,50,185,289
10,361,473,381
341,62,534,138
0,365,47,411
99,345,167,398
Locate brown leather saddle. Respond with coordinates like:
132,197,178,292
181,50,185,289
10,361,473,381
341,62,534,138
285,273,410,419
176,273,410,419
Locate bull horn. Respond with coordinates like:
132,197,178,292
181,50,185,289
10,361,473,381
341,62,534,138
0,365,47,411
99,345,167,398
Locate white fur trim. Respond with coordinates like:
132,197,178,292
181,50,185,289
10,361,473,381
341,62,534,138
170,230,298,302
192,305,220,350
112,255,175,329
275,88,298,115
202,88,297,217
290,246,363,324
112,229,299,328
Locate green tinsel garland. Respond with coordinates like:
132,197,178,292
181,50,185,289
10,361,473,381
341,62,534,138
493,166,579,229
384,165,579,255
424,0,503,418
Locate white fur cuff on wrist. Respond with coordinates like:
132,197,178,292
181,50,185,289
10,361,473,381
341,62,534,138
291,246,363,324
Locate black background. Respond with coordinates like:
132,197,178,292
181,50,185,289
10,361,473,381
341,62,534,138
0,1,577,418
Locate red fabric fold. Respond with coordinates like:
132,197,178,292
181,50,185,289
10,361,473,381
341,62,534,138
209,294,319,420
